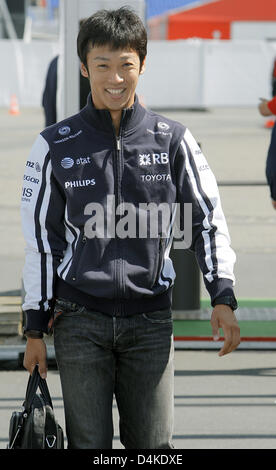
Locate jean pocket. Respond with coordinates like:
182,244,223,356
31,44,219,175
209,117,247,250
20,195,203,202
142,309,172,324
54,298,85,317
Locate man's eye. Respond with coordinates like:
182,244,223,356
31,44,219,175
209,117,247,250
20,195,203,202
98,64,108,69
123,63,133,67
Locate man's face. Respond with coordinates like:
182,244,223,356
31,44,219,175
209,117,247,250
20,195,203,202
81,44,145,112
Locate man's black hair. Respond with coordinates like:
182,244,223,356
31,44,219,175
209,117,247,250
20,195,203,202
77,7,147,69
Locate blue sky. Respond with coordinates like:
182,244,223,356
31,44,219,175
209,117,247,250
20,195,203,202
146,0,211,18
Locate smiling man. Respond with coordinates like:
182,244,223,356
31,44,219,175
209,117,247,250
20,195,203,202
78,10,146,135
21,8,240,449
81,46,145,134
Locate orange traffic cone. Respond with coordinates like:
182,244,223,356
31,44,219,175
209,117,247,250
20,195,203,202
9,94,20,115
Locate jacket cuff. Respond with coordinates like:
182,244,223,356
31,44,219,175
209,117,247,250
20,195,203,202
24,309,51,334
204,277,235,306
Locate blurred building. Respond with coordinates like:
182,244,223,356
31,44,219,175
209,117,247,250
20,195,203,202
148,0,276,41
1,0,276,109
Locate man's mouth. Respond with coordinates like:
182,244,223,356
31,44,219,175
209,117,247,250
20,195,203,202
106,88,125,95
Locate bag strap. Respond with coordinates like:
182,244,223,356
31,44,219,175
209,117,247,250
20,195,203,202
24,365,53,413
24,365,40,412
39,377,53,409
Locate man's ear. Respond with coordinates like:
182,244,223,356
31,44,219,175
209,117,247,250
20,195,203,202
80,62,89,78
140,57,146,75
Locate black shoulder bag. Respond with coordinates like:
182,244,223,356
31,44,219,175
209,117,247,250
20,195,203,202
8,365,64,449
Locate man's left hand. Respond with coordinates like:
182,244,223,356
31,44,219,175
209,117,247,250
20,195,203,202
210,305,240,356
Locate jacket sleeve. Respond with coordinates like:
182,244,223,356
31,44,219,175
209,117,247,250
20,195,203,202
21,134,67,332
174,127,236,305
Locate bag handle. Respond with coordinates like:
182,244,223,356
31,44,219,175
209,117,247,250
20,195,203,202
24,365,53,413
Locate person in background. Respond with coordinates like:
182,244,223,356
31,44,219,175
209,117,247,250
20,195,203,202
42,56,91,127
258,58,276,128
258,88,276,210
42,55,58,126
272,57,276,98
258,96,276,118
42,20,91,127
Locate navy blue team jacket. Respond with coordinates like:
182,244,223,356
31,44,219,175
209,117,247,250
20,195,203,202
21,94,236,332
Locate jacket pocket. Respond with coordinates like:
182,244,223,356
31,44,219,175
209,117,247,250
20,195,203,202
152,236,166,286
142,309,172,324
67,229,86,282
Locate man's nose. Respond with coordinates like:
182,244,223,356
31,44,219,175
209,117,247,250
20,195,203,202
108,70,124,83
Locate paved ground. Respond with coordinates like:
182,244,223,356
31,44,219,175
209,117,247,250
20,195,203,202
1,349,276,450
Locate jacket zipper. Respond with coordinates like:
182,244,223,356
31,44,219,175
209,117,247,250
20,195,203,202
114,135,124,314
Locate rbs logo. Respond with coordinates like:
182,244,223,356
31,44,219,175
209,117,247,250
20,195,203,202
139,153,169,166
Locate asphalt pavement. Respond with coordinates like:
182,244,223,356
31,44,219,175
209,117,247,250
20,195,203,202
1,350,276,450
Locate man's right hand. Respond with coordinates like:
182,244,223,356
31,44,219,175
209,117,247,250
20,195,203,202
23,338,47,379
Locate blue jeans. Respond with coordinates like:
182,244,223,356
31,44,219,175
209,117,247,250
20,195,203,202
53,298,174,449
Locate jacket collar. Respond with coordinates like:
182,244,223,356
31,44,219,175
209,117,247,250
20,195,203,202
80,92,146,135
